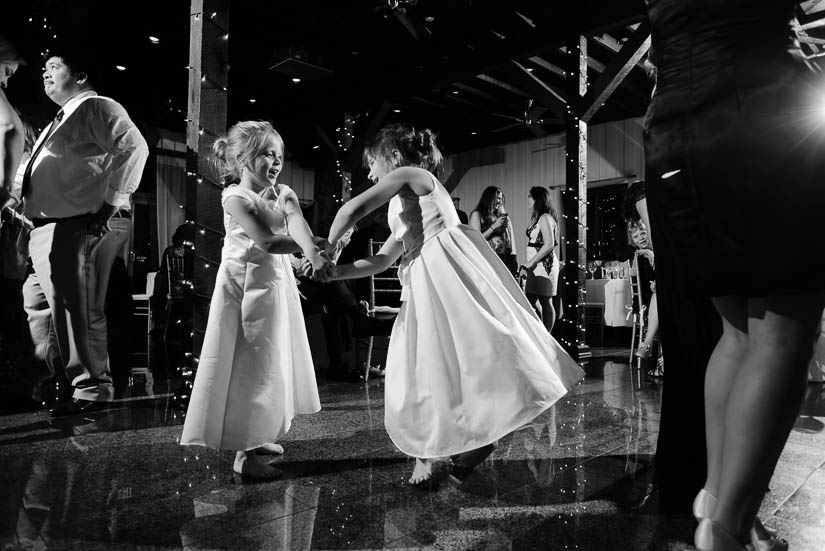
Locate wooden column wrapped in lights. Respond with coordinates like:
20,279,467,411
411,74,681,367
560,34,590,362
178,0,229,405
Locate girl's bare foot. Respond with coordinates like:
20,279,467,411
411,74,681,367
234,451,281,480
255,443,285,455
409,458,433,486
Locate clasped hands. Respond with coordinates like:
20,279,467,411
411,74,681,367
300,237,340,282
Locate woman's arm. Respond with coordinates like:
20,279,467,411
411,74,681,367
525,214,555,270
223,195,304,255
328,166,433,246
470,210,505,239
635,197,652,247
331,238,404,281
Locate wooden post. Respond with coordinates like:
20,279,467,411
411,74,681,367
561,34,590,361
179,0,229,401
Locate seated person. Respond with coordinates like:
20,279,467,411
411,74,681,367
291,228,394,382
628,221,660,366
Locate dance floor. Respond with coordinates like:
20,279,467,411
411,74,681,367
1,352,824,550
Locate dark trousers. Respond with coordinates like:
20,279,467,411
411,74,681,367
297,279,366,375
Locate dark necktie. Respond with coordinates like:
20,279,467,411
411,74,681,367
21,109,64,198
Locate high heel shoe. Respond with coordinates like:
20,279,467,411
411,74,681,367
692,490,788,551
695,518,752,551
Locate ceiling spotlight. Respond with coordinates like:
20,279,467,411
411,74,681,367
292,77,301,83
249,98,256,103
312,145,319,149
527,67,534,72
424,16,435,22
393,108,401,113
149,36,160,44
471,131,477,135
115,65,126,71
452,90,459,94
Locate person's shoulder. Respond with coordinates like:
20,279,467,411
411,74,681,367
222,185,256,204
81,95,130,118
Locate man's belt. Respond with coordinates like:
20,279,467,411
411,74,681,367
31,210,131,228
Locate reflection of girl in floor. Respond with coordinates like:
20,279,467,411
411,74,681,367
322,123,583,486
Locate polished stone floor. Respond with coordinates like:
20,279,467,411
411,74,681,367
1,351,824,551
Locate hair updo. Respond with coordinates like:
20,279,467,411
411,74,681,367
212,120,284,185
362,123,443,173
0,34,25,66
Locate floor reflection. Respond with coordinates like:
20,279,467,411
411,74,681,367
1,356,823,550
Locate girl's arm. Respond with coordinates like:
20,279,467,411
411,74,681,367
223,195,303,255
280,188,326,269
525,214,555,270
331,239,404,281
328,166,433,246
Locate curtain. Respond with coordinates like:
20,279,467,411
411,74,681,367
156,155,187,262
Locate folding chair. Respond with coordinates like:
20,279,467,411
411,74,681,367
628,251,647,368
363,239,402,381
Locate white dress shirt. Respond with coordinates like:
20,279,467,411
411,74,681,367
24,90,149,220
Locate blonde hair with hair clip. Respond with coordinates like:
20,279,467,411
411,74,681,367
212,121,284,186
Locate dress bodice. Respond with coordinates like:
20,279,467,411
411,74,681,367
646,0,799,121
221,184,290,262
387,172,460,263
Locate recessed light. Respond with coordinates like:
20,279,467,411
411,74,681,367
292,77,301,83
249,98,256,103
527,67,534,72
424,16,435,22
393,109,401,113
149,36,160,44
471,131,477,135
115,65,126,71
452,90,459,94
312,145,319,149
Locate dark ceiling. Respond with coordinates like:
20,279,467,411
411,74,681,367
5,1,825,167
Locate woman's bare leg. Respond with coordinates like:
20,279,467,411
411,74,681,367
711,292,824,543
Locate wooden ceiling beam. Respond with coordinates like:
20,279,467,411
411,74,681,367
378,1,646,104
581,20,650,123
498,59,567,121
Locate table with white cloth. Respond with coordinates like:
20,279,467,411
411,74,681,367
585,278,633,328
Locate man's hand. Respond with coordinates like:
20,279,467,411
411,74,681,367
88,202,118,237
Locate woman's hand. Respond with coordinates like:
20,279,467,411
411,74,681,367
492,214,508,230
637,248,655,269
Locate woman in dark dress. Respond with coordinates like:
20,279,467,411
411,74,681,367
645,1,825,549
469,186,518,278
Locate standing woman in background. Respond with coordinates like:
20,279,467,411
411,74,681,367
469,186,518,277
520,186,560,332
645,1,825,549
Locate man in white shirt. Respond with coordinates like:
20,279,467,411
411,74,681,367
22,48,149,416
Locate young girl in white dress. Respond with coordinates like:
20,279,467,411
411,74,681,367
322,124,584,486
180,121,328,480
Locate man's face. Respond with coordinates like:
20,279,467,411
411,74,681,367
43,56,84,106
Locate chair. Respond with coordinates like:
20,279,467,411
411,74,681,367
362,239,402,381
627,251,647,367
584,279,606,346
130,272,156,386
